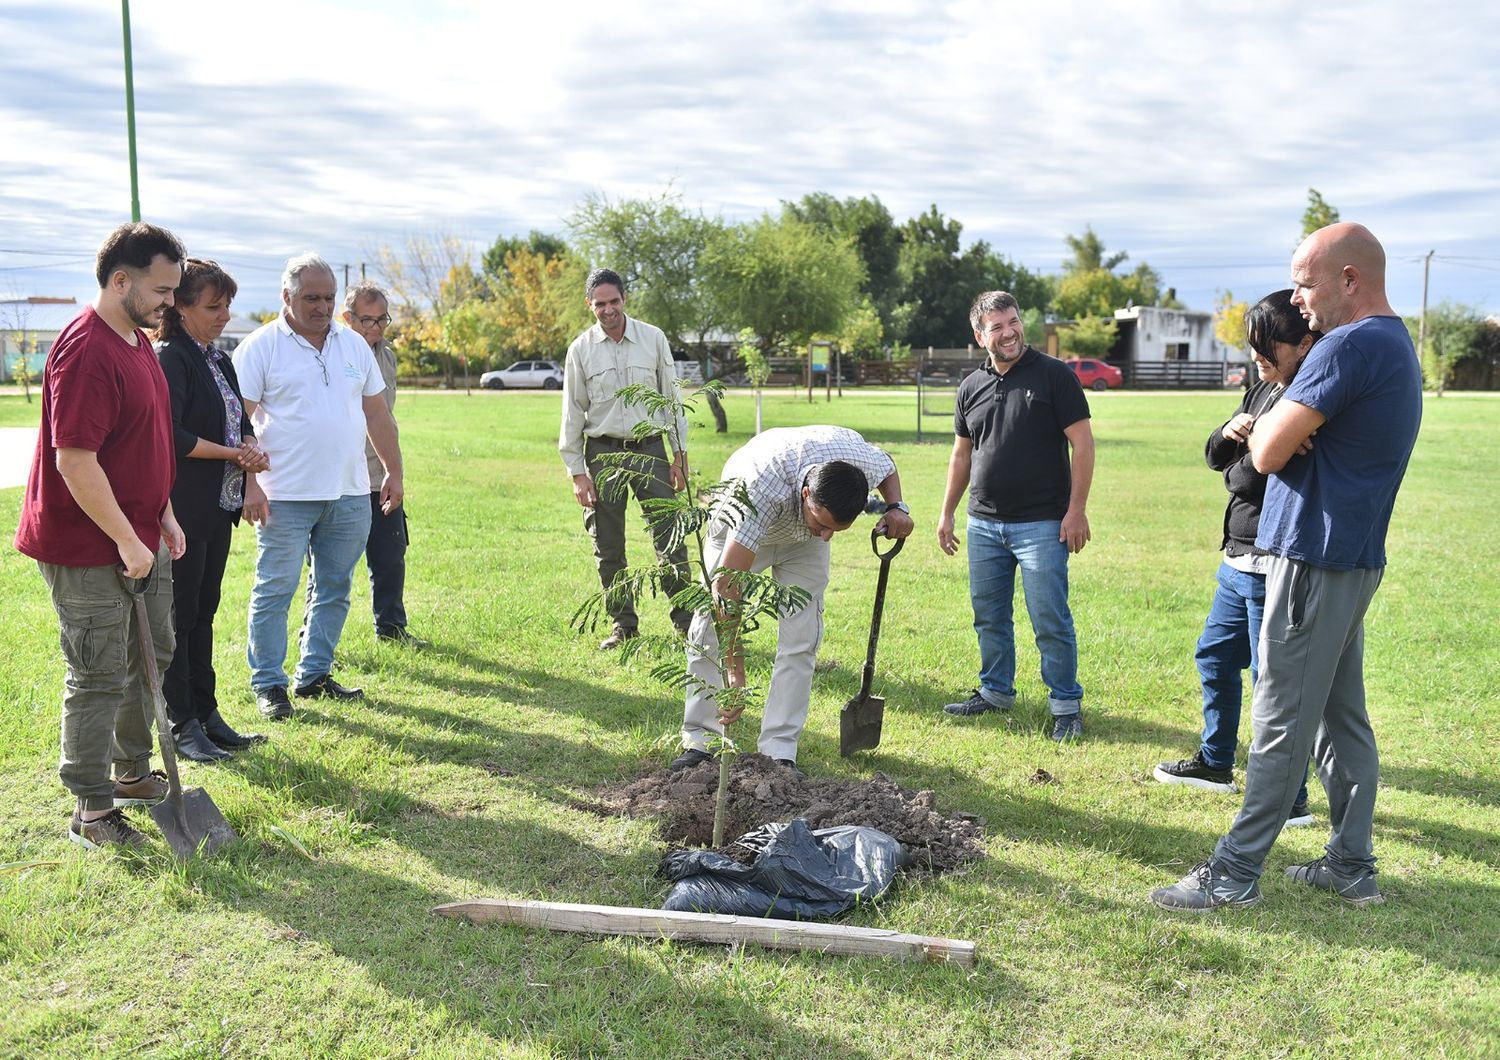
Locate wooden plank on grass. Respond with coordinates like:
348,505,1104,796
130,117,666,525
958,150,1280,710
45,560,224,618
433,898,976,968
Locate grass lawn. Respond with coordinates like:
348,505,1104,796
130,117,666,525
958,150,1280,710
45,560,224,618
1,387,1496,1058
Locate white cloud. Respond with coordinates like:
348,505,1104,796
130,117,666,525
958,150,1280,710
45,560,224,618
1,0,1495,313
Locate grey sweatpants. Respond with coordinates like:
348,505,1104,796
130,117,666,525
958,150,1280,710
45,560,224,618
1213,556,1384,881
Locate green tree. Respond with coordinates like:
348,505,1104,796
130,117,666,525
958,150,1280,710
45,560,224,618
481,230,569,283
1053,228,1178,319
1407,301,1482,395
1301,188,1341,240
782,193,902,336
1059,314,1119,360
892,205,1047,348
568,190,725,355
492,247,591,361
703,213,864,357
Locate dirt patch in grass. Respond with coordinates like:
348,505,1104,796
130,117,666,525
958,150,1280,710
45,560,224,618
591,753,986,874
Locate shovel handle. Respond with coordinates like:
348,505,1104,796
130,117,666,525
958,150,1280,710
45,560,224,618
122,574,184,801
870,526,905,559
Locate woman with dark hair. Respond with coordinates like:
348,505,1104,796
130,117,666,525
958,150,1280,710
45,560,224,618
154,259,270,761
1154,290,1322,822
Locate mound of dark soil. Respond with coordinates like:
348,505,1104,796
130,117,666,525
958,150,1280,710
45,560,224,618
593,753,986,874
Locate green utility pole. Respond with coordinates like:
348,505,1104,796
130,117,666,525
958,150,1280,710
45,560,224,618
121,0,141,221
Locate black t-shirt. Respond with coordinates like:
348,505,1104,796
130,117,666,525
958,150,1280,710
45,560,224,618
954,348,1091,521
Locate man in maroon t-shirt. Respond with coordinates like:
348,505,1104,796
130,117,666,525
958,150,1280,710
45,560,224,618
14,222,188,850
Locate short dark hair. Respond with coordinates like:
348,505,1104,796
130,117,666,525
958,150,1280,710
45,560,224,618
805,460,869,523
95,222,186,288
155,259,238,343
969,290,1021,332
1246,288,1320,367
585,267,626,299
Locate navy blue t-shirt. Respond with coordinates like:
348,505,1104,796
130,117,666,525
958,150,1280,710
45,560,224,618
954,349,1091,522
1256,316,1422,570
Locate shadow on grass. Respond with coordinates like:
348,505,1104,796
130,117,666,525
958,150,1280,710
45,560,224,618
1380,762,1500,809
1375,811,1500,869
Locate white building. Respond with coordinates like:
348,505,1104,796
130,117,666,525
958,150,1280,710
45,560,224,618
1111,305,1236,364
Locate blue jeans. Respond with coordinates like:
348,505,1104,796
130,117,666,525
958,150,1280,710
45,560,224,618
967,515,1083,716
1196,560,1308,805
247,495,371,691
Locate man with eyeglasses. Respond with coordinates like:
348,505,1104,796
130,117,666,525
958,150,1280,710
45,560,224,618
339,281,424,647
232,254,403,721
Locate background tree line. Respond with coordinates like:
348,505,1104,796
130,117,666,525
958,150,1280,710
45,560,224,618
370,188,1183,379
374,186,1499,390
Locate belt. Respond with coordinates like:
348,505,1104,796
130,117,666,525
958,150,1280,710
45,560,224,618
587,435,658,449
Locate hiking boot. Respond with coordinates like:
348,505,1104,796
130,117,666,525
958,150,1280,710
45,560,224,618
204,709,267,749
600,626,639,651
1051,712,1084,741
1150,859,1261,912
1153,751,1236,793
943,690,1009,717
113,770,168,807
377,624,429,648
257,686,294,721
669,748,712,772
69,809,147,850
294,674,364,701
774,758,807,780
1286,799,1315,827
1284,857,1385,906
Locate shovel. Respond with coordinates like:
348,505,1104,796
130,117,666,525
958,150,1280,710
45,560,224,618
123,572,238,859
840,527,904,756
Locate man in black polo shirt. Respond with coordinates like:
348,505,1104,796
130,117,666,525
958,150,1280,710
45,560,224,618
937,290,1095,739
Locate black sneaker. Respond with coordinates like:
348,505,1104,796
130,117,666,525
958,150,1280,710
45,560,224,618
1150,859,1262,912
257,686,294,721
943,690,1008,717
1284,857,1384,906
1286,799,1315,827
1153,751,1236,793
669,748,712,772
70,809,147,850
294,674,365,701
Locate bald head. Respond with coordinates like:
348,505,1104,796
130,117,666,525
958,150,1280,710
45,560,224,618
1290,222,1394,331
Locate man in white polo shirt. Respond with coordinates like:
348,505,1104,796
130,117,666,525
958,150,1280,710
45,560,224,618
233,254,403,720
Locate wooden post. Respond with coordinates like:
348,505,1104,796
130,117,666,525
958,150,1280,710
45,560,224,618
434,898,977,968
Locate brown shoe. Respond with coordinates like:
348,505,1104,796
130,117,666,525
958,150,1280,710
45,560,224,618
70,809,147,850
599,626,639,651
113,770,169,807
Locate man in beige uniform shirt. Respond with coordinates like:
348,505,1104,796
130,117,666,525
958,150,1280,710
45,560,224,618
559,268,693,648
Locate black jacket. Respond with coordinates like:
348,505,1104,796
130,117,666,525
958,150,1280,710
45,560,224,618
1204,380,1285,556
155,334,253,538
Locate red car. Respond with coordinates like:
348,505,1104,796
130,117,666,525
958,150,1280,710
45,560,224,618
1065,358,1123,391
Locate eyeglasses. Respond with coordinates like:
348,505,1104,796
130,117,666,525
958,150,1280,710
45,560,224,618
356,314,392,327
313,348,329,386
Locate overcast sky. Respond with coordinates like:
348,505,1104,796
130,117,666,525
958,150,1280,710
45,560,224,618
2,0,1497,320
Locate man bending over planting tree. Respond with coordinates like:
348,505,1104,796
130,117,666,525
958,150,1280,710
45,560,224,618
670,426,914,777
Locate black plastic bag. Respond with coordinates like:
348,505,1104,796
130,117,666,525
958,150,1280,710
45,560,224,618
658,818,907,919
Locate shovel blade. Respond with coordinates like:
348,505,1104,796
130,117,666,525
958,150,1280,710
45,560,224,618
149,788,237,860
840,694,885,756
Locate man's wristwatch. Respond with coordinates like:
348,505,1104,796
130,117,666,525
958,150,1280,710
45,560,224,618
883,501,910,515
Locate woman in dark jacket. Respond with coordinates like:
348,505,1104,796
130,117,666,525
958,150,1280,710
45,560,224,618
1154,290,1322,820
154,259,270,761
